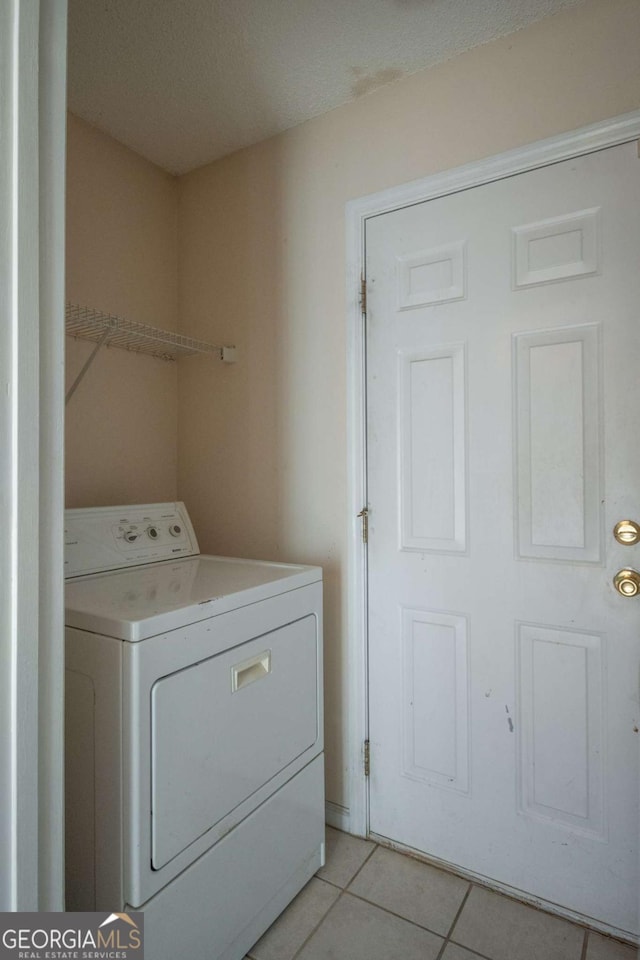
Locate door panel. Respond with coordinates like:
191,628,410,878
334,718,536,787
398,344,467,552
365,141,640,935
517,623,604,837
514,323,602,562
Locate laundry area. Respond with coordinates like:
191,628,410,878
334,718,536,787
4,1,639,959
63,501,325,959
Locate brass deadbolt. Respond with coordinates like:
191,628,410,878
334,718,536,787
613,569,640,597
613,520,640,546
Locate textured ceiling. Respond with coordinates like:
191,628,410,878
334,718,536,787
68,0,583,175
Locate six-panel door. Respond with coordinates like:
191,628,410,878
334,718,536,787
365,141,640,935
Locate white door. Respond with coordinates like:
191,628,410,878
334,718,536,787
365,141,640,937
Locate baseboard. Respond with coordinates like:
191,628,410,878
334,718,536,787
325,800,350,832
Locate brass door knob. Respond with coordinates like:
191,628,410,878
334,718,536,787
613,520,640,546
613,569,640,597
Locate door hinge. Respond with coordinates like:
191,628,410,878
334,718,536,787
357,507,369,544
364,739,370,777
359,276,367,316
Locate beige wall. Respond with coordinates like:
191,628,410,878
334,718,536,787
65,0,640,811
66,114,179,507
176,0,640,810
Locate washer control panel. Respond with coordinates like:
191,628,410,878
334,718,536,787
65,502,199,578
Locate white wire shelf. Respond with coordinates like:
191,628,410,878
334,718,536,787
65,303,237,405
65,303,233,361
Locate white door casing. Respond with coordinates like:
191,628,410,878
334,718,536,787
363,141,639,937
0,0,67,910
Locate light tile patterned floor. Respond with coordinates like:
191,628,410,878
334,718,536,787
247,827,637,960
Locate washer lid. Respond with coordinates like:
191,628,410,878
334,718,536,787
65,554,322,641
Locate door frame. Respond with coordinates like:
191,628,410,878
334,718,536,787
0,0,67,910
344,110,640,844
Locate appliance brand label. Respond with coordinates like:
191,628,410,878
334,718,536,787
0,913,144,960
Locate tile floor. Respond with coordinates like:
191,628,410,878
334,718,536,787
246,828,637,960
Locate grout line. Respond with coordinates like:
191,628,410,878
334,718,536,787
433,882,474,960
446,881,473,939
289,889,345,960
343,887,452,943
444,942,499,960
316,876,346,892
263,841,620,960
434,936,449,960
341,840,379,890
288,840,381,958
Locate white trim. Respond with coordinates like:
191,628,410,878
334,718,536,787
6,0,42,909
0,0,67,911
37,0,67,910
0,0,15,911
344,110,640,839
347,111,640,226
325,801,351,833
345,212,369,839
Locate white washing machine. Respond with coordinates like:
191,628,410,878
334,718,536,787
64,502,324,960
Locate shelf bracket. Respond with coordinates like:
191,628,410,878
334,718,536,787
65,327,111,405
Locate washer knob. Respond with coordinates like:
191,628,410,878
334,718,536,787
169,523,182,538
124,531,138,543
147,526,159,540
